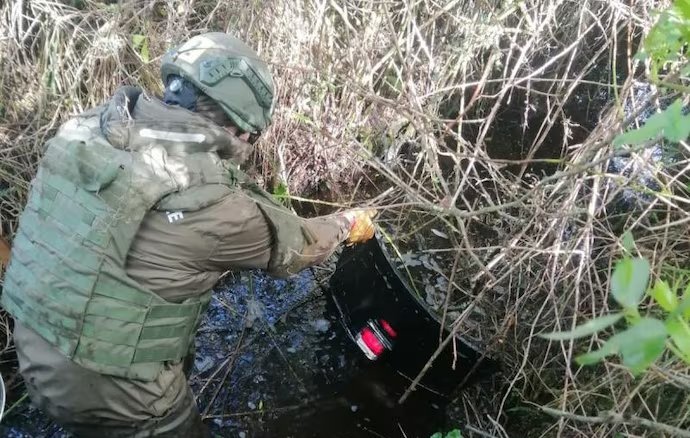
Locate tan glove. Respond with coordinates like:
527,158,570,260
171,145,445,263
342,209,377,245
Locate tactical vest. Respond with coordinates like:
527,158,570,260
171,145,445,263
1,115,246,381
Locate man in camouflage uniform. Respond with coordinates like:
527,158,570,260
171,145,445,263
1,33,375,437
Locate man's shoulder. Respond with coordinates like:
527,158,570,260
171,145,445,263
51,107,106,145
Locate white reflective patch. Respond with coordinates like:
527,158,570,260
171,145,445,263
139,128,206,143
166,211,184,223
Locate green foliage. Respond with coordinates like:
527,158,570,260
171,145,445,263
272,181,292,208
292,112,315,126
430,430,463,438
613,100,690,146
573,317,667,374
610,257,650,309
639,0,690,80
542,233,690,375
541,314,623,341
666,317,690,361
131,34,150,63
273,181,289,199
681,286,690,319
614,0,690,148
650,280,678,311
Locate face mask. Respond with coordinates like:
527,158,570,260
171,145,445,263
163,75,200,111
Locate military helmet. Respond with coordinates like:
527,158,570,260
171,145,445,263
161,33,275,133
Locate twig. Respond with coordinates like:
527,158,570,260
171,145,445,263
200,321,248,417
398,284,488,404
465,424,501,438
538,405,690,438
3,392,28,418
439,250,461,342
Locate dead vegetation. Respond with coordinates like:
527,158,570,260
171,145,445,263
1,0,689,436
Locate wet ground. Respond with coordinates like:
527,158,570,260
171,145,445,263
193,268,453,437
0,266,458,438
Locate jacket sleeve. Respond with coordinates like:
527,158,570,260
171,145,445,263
245,189,351,278
207,188,350,278
269,214,350,278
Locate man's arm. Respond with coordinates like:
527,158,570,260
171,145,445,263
207,190,351,277
264,212,351,278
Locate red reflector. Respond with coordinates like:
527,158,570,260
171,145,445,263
379,319,397,338
360,327,384,356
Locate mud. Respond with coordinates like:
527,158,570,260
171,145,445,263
1,267,458,437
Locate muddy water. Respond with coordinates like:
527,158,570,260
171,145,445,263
1,268,452,438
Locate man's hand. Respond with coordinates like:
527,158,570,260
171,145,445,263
342,209,377,245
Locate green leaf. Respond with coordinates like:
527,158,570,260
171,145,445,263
576,337,619,365
273,182,288,197
660,100,690,142
614,108,670,146
272,182,290,207
649,280,678,312
576,318,667,374
677,289,690,319
620,318,667,375
621,231,634,252
611,258,650,309
613,100,690,147
676,0,690,20
430,434,443,438
131,34,150,63
643,8,686,74
666,317,690,362
132,34,145,49
292,112,314,126
140,38,150,63
541,314,623,341
445,430,463,438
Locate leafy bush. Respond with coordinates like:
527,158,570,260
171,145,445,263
543,247,690,375
546,0,690,378
2,0,689,437
615,0,690,147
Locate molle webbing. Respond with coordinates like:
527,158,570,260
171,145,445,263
1,127,226,381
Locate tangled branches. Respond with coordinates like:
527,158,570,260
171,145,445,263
1,0,687,436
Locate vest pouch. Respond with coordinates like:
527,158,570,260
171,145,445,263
1,114,232,381
73,140,122,192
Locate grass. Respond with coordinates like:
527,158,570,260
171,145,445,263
2,0,689,436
